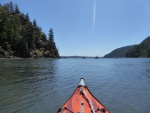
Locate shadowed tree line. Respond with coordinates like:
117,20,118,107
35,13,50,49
0,2,59,58
126,36,150,57
104,36,150,58
104,45,136,58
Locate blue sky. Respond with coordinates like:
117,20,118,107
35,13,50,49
1,0,150,56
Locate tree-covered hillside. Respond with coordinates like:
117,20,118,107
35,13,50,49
104,45,136,58
104,36,150,58
0,2,59,58
126,36,150,57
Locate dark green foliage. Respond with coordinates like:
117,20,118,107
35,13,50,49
33,19,37,27
0,2,59,58
14,4,20,14
42,33,47,42
126,36,150,58
147,49,150,57
104,37,150,58
48,28,59,57
17,38,29,53
3,42,11,50
0,46,4,55
49,28,54,43
9,1,14,13
104,45,136,58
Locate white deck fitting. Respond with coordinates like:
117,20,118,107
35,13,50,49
79,78,86,86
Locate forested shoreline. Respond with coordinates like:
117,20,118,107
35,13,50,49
126,36,150,57
104,36,150,58
0,2,59,58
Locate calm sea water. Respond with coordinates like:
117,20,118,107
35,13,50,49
0,58,150,113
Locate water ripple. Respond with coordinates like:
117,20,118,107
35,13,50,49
0,58,150,113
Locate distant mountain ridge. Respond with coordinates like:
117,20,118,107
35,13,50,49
104,45,136,58
104,36,150,58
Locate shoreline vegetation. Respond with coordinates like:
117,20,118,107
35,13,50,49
0,2,59,59
104,36,150,58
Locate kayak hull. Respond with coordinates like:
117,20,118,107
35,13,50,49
57,78,110,113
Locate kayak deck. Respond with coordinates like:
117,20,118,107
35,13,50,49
57,78,110,113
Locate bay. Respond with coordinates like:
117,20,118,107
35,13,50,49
0,58,150,113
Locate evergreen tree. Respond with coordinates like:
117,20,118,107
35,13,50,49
17,38,29,53
48,28,54,43
48,28,55,52
14,4,20,14
147,49,150,57
33,19,37,27
42,33,47,42
12,22,20,50
9,1,14,13
25,13,29,21
3,3,9,12
48,28,59,57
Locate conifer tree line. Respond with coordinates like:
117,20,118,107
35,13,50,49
126,36,150,57
0,2,59,58
104,36,150,58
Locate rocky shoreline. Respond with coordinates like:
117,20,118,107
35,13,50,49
0,49,59,59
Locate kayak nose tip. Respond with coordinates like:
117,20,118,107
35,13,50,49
79,78,86,86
